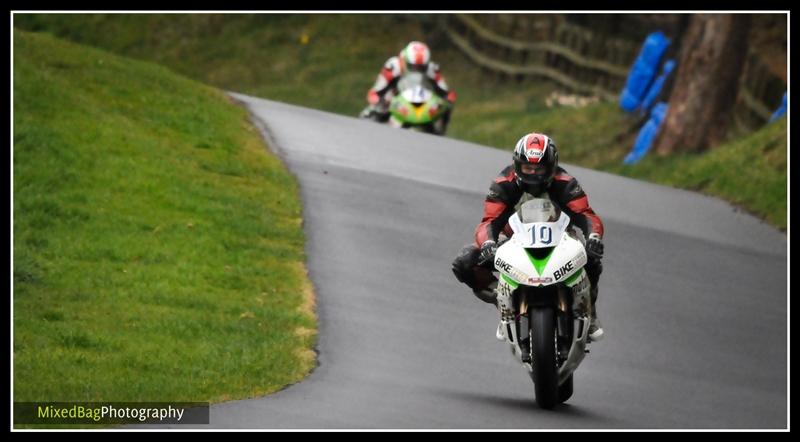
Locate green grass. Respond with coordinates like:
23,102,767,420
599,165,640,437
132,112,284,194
14,14,434,116
13,28,317,416
612,118,788,230
13,14,786,231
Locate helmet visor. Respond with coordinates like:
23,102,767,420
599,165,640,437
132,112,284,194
519,163,549,176
515,161,551,184
407,63,428,73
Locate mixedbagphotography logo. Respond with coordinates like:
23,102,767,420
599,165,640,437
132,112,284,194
14,402,210,425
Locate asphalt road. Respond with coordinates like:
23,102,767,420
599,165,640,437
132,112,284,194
190,94,787,429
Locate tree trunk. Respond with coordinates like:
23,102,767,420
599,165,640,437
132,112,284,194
654,14,751,155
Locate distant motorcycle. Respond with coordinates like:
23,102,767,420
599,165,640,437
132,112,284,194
491,196,594,409
359,72,452,135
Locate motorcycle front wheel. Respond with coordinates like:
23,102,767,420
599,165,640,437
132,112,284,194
530,306,559,409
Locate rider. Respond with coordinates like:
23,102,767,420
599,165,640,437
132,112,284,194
451,132,606,341
362,41,456,133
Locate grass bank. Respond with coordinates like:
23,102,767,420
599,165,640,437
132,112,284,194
13,28,316,413
611,118,787,229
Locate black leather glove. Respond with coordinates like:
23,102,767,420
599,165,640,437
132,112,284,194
586,233,604,260
477,240,498,266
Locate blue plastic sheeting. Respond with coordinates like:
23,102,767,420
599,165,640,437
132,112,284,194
624,102,669,165
769,92,787,122
620,31,671,112
640,59,677,115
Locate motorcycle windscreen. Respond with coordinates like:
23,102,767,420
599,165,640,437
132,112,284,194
509,198,571,248
401,86,433,105
519,198,560,223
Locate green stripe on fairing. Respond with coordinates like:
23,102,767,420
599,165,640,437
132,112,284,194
564,268,585,286
501,273,519,288
526,248,553,275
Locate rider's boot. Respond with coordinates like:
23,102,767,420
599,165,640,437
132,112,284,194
473,286,497,305
470,267,498,304
588,285,604,342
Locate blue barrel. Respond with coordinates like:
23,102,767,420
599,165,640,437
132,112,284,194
640,59,677,115
620,31,671,112
769,92,787,122
624,102,669,165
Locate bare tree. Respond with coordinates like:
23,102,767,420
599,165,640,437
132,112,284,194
654,14,751,155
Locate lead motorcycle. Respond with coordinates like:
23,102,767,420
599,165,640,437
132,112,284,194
359,71,452,135
491,196,594,409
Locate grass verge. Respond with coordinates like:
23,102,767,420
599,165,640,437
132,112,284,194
13,28,317,419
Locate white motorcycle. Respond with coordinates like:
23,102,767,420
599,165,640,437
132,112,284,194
492,197,593,409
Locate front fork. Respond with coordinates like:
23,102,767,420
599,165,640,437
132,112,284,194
495,275,591,373
495,279,529,368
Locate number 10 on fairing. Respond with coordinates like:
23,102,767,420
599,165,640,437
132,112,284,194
531,226,553,245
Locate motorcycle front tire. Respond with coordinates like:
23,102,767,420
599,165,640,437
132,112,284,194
530,306,559,409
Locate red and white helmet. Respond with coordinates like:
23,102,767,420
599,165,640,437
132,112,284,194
400,41,431,73
512,133,559,196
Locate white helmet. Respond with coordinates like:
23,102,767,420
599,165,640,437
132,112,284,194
400,41,431,73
